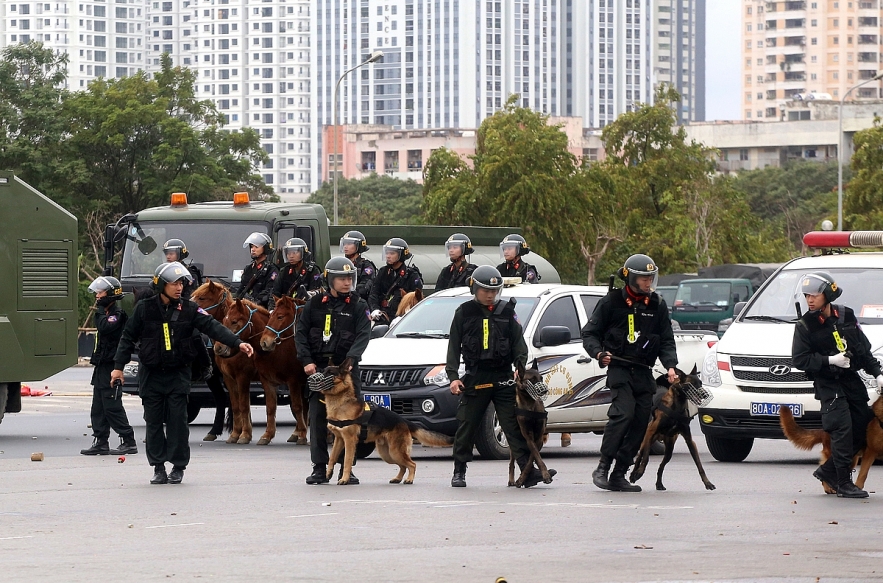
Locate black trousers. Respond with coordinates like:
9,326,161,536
139,367,191,469
309,363,361,467
821,394,873,473
600,366,656,467
452,378,529,463
89,362,134,441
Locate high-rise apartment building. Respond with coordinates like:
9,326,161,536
742,0,883,120
653,0,706,123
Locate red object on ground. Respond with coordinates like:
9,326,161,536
21,385,52,397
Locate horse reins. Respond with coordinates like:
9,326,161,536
264,303,303,344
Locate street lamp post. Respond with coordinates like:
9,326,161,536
837,71,883,230
332,50,383,226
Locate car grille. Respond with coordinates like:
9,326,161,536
392,398,414,415
730,355,809,383
715,413,823,430
360,367,428,388
738,385,814,394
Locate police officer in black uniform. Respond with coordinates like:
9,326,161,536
497,234,541,284
792,272,883,498
368,238,423,323
236,232,279,309
111,262,255,485
163,238,202,300
435,233,478,291
272,237,324,301
582,254,678,492
81,276,138,457
339,230,376,302
295,257,372,485
447,265,556,488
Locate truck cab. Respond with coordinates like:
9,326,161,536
672,278,753,334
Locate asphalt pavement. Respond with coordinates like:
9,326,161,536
2,368,883,582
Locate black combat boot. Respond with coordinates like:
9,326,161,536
836,468,868,499
516,455,557,488
150,464,168,485
168,466,185,484
608,462,642,492
80,438,110,456
812,459,837,493
451,461,467,487
592,459,611,490
109,434,138,455
337,467,359,485
305,464,330,485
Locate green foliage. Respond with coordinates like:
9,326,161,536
307,173,424,224
845,118,883,229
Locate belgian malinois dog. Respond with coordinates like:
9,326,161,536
629,366,716,491
318,358,453,485
780,396,883,494
508,360,554,487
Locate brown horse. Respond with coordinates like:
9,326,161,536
191,281,261,445
396,289,423,317
258,295,310,445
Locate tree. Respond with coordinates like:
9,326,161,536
307,173,425,224
844,118,883,230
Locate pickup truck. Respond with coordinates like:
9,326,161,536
359,283,718,459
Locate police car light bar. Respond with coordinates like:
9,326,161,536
803,231,883,249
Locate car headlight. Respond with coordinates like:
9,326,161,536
701,346,722,388
423,365,449,387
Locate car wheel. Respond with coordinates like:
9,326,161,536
475,403,510,460
186,402,201,424
705,435,753,462
356,442,376,459
649,439,666,456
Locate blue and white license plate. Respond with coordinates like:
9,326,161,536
364,393,391,409
750,402,803,417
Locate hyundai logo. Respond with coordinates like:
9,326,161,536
769,364,791,376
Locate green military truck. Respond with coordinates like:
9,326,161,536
0,172,79,425
103,192,558,416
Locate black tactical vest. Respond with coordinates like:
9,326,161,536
460,299,517,368
138,296,199,368
306,292,359,362
601,289,665,367
90,307,127,366
798,305,868,379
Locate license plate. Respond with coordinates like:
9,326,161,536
750,402,803,417
365,393,391,409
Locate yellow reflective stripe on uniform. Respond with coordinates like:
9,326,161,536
94,332,99,351
483,319,489,350
627,313,636,343
833,330,846,353
324,314,332,339
162,323,172,351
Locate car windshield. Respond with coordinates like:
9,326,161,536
743,268,883,324
120,221,269,283
657,287,677,307
675,281,732,307
391,296,539,336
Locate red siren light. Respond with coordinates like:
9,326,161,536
803,231,883,249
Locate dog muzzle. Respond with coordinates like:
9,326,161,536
523,379,549,401
682,382,713,407
307,373,335,393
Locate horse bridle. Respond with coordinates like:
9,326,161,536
264,302,303,344
228,304,259,338
201,290,228,313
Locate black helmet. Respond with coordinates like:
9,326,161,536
445,233,474,258
153,261,194,287
469,265,504,295
283,237,311,261
618,254,659,296
500,233,530,257
801,272,842,304
88,276,124,301
339,230,369,254
243,232,272,254
383,237,411,263
163,238,189,261
324,256,357,288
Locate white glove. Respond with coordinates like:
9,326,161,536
829,353,851,369
876,375,883,395
370,309,384,321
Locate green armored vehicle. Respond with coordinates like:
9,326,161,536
0,172,78,425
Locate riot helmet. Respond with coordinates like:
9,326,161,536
445,233,473,261
618,254,659,296
383,237,411,264
163,238,189,261
243,232,272,256
283,237,311,263
801,272,842,304
153,261,194,287
500,234,530,259
339,230,369,255
88,276,124,301
469,265,504,304
324,256,357,291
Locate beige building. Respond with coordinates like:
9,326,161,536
742,0,883,121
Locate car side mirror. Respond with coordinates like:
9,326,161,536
733,302,747,317
371,324,389,339
535,326,572,348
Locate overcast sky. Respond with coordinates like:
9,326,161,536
705,0,741,120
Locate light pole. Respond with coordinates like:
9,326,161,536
332,50,383,226
837,71,883,230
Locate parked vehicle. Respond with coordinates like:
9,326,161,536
699,232,883,462
359,283,718,459
656,285,678,311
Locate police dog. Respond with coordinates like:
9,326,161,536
780,396,883,494
508,360,553,487
319,358,453,485
629,366,716,491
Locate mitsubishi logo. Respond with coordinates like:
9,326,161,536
769,364,791,376
373,372,386,385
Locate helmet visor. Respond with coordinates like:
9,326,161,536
500,242,520,259
628,272,659,295
801,273,830,296
243,233,270,249
446,240,465,255
383,244,405,260
339,236,361,254
327,270,357,288
88,277,112,294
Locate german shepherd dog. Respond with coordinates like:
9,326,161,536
318,358,454,485
508,360,554,487
780,396,883,494
629,366,716,491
